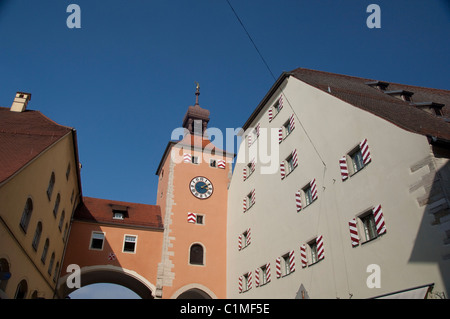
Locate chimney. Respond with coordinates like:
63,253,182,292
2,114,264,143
10,92,32,112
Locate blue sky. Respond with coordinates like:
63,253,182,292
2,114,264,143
1,0,449,298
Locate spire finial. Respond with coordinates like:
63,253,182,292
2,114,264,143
195,81,200,105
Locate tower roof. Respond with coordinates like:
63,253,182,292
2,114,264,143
182,83,210,135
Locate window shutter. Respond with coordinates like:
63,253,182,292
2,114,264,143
187,212,196,223
268,108,273,122
278,95,284,110
251,158,256,173
292,149,298,168
349,218,360,247
339,156,349,181
289,114,295,130
373,204,386,235
238,234,242,250
255,268,260,287
247,271,253,290
251,189,256,205
266,263,272,282
217,159,226,169
238,276,243,293
246,228,251,245
248,135,252,147
289,250,296,273
275,257,282,278
278,128,283,144
300,244,307,268
266,263,271,282
243,167,247,181
316,235,324,260
183,153,191,163
360,138,371,165
243,197,247,213
295,190,302,212
280,162,286,179
310,178,318,200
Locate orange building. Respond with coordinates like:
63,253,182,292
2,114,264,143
56,86,234,299
154,87,235,298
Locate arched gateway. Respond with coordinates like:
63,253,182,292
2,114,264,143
59,197,163,299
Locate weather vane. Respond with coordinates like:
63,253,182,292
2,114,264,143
195,81,200,105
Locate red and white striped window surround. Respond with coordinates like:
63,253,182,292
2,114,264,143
349,204,387,247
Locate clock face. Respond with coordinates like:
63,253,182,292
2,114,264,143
189,176,213,199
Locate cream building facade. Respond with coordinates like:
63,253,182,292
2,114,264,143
227,68,450,299
0,93,82,298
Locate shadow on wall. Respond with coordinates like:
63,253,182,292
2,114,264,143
408,145,450,298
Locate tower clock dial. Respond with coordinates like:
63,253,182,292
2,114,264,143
189,176,213,199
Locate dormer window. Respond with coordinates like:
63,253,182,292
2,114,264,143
365,81,389,91
113,211,124,220
413,102,445,117
385,90,414,102
111,205,128,220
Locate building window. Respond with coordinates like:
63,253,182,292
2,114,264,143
32,222,42,251
196,214,204,224
14,280,28,299
41,238,49,264
113,211,124,220
303,185,313,206
282,254,291,276
0,258,10,292
19,198,33,233
361,212,378,242
53,193,60,218
189,243,204,265
47,252,55,275
242,273,250,292
53,262,60,282
47,172,55,200
210,159,216,168
58,210,65,231
90,232,105,250
350,147,365,174
123,235,137,253
63,223,69,242
308,240,318,265
66,163,71,180
245,190,255,210
259,264,269,286
192,156,199,164
286,154,295,174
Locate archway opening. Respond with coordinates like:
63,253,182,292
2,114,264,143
68,283,141,299
177,288,212,299
59,266,154,299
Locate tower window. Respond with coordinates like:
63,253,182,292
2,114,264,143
189,243,204,265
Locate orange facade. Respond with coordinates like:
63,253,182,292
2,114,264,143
156,133,233,298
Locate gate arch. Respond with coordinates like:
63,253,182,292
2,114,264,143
171,283,217,299
58,265,156,299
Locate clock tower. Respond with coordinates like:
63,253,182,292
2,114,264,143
154,85,234,299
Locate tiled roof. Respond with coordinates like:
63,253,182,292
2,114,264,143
74,196,163,230
290,68,450,141
0,107,73,184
